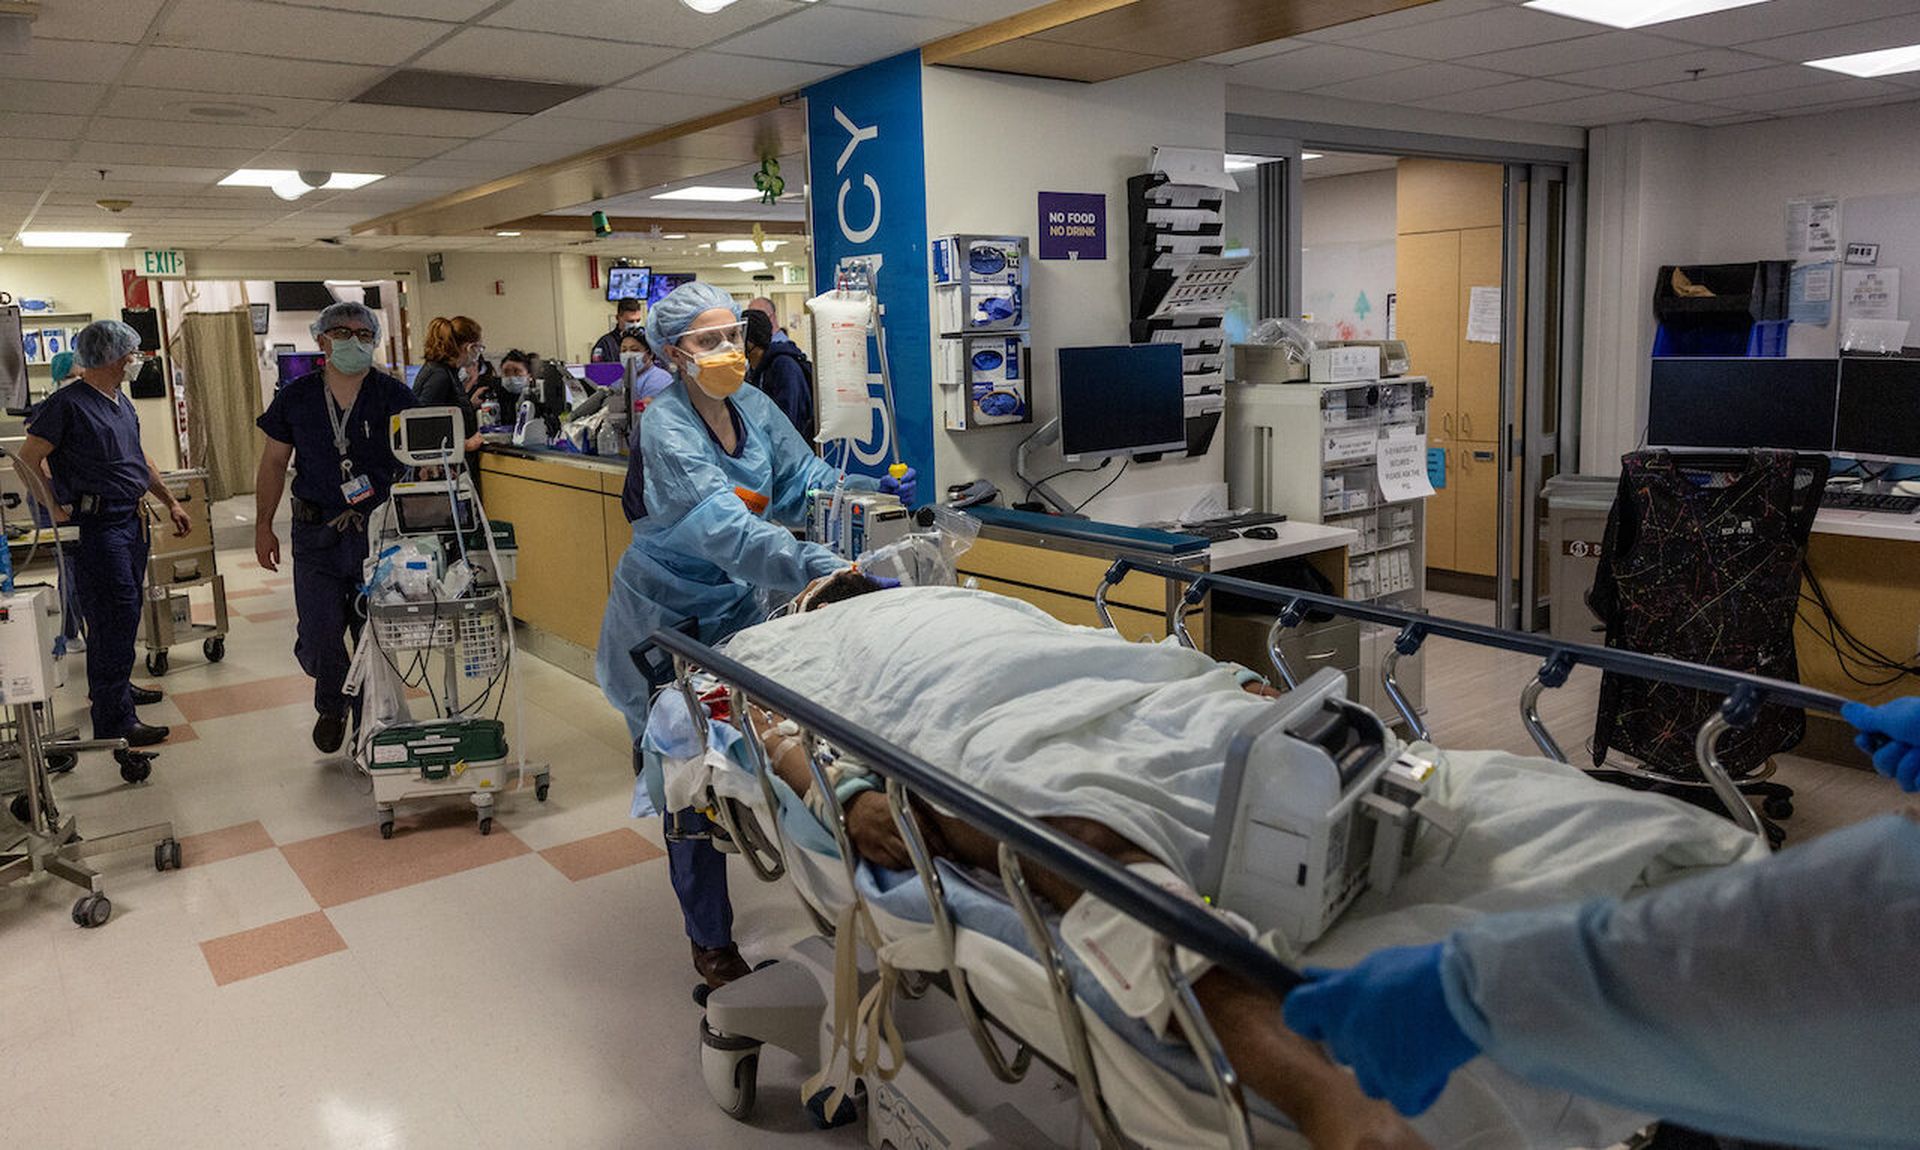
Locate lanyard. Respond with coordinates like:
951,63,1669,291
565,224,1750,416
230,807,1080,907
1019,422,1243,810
325,386,358,479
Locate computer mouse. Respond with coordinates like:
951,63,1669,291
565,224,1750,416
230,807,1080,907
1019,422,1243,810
1245,525,1279,540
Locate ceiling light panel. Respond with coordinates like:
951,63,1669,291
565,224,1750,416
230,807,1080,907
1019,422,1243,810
653,186,764,202
19,231,132,248
1806,43,1920,78
1521,0,1772,30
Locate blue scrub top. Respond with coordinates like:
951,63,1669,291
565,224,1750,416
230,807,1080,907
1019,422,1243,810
257,369,416,514
29,380,149,506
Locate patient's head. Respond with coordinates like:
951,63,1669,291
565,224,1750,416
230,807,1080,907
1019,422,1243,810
794,568,885,613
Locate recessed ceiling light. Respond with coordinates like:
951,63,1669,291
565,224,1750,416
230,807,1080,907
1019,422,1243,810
652,186,762,202
495,230,522,237
1522,0,1772,30
725,260,768,272
19,231,130,248
1805,43,1920,78
679,0,740,11
715,238,785,252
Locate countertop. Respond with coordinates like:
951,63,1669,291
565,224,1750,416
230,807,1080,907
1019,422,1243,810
1208,522,1358,571
1811,507,1920,543
479,442,627,476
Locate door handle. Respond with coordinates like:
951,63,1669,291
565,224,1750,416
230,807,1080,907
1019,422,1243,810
1443,411,1454,437
1254,426,1273,513
1462,412,1473,438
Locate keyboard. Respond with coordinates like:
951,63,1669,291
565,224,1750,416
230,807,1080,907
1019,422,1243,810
1822,490,1920,514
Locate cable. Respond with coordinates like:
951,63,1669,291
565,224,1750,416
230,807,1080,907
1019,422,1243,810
1073,458,1131,513
1023,457,1108,504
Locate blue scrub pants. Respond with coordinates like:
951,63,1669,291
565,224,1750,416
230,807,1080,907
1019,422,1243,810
290,519,367,716
668,808,734,950
74,506,148,738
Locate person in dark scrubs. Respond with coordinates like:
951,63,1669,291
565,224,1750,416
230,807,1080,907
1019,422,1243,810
591,297,646,364
14,320,191,746
253,302,416,754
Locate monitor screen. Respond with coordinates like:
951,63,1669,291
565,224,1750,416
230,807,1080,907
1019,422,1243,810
1646,358,1838,453
606,265,651,303
1057,343,1186,460
120,307,162,351
393,491,475,534
402,412,458,456
249,302,271,336
277,351,325,387
648,272,695,307
274,281,336,312
1834,356,1920,463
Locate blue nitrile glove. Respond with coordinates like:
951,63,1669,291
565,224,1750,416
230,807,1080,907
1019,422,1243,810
1282,942,1480,1116
1843,698,1920,792
878,466,917,506
870,575,901,590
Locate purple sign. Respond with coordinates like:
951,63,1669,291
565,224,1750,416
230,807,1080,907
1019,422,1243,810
1037,191,1106,261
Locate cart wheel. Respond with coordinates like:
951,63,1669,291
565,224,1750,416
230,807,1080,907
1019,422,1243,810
72,893,111,928
46,750,77,775
478,816,493,836
145,650,169,676
1763,796,1794,820
700,1024,761,1120
154,839,182,872
379,820,395,840
9,794,29,824
535,780,550,803
118,752,152,785
203,636,226,663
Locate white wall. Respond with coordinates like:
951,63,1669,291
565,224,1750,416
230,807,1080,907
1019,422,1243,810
1303,169,1397,246
1301,168,1397,341
920,61,1229,518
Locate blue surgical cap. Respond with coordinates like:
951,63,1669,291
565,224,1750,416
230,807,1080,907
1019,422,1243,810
48,350,76,381
309,300,381,342
72,320,142,369
645,281,739,359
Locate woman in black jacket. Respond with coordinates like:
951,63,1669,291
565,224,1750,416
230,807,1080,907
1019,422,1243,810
413,314,486,456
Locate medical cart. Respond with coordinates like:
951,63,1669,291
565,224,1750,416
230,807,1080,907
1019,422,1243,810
350,407,546,838
140,468,230,676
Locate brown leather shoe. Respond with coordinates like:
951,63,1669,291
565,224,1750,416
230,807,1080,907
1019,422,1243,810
691,942,751,989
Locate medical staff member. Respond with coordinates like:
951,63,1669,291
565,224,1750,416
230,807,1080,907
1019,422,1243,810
1283,696,1920,1147
597,281,914,988
744,307,815,442
254,302,416,754
15,321,190,746
590,296,646,364
413,315,486,457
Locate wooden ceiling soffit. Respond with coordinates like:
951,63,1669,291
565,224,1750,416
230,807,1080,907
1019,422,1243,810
492,215,808,237
352,97,806,238
923,0,1439,83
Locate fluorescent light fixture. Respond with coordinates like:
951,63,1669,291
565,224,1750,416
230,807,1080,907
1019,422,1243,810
219,169,384,201
1302,152,1324,161
652,186,762,202
495,230,522,237
679,0,738,11
714,238,785,252
660,232,688,239
1522,0,1771,30
724,260,768,272
19,231,130,248
1806,43,1920,78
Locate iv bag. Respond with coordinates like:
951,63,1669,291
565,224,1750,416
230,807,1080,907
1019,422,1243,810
807,289,875,445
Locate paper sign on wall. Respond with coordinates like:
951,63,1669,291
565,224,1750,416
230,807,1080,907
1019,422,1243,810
1788,261,1833,326
1466,286,1501,344
1787,198,1839,257
1037,191,1106,260
1842,266,1899,320
1378,427,1435,501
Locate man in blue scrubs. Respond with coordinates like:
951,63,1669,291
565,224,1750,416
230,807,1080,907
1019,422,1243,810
15,320,191,745
253,302,415,753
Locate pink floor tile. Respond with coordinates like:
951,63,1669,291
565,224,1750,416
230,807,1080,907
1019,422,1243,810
539,828,665,883
278,806,530,909
180,820,275,867
241,608,297,624
200,911,347,986
225,587,275,600
172,674,315,722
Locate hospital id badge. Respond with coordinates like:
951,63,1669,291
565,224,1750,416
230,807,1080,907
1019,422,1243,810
341,473,374,505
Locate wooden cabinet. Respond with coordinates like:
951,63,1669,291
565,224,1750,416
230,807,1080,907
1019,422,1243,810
1395,230,1459,443
1451,440,1501,577
477,453,617,651
1456,226,1503,443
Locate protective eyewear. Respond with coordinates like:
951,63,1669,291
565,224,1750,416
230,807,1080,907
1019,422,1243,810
676,320,743,353
324,326,379,342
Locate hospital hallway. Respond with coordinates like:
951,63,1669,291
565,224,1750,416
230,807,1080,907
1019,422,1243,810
3,565,1909,1148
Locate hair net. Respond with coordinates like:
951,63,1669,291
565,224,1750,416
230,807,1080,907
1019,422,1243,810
645,281,739,359
308,300,382,343
72,320,142,369
48,350,76,381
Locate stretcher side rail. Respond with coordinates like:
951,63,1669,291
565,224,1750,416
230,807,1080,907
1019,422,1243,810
1102,558,1856,847
654,627,1281,1149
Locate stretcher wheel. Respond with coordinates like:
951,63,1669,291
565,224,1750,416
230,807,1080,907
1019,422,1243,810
1762,796,1793,820
700,1018,762,1120
154,839,182,872
477,816,492,836
203,636,226,663
379,820,395,840
72,893,111,928
118,752,152,785
535,777,550,803
145,651,169,676
9,794,29,825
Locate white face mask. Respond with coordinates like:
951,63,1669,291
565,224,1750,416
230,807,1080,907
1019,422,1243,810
122,356,145,384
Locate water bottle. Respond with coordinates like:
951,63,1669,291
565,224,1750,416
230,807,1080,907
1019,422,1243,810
511,398,534,446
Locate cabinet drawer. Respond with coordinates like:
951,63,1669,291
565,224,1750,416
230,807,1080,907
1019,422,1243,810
960,537,1176,614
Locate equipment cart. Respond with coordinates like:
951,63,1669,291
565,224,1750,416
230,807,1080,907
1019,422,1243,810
347,407,546,837
140,468,229,675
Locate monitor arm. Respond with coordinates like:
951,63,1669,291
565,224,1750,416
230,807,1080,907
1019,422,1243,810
1015,418,1074,514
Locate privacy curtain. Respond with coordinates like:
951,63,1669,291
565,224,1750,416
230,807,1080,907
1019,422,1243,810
173,309,264,501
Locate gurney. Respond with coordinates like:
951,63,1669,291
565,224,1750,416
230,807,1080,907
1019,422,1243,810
640,562,1855,1149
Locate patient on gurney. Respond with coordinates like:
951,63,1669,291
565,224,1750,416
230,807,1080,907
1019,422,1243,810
711,574,1762,1148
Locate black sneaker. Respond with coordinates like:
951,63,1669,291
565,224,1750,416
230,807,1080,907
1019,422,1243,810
124,722,170,747
131,685,164,706
313,710,347,753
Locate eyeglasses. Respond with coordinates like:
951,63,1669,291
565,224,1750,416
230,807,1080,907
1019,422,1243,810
324,326,378,342
678,321,743,354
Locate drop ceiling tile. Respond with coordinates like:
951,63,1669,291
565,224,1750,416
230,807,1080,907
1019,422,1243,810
1422,77,1602,113
1653,0,1916,48
1648,101,1754,124
393,158,518,182
1311,62,1515,103
1297,0,1504,43
94,87,336,128
1202,39,1309,67
414,27,677,83
1461,32,1682,78
5,38,136,82
245,150,406,178
154,0,451,66
278,129,461,159
1231,42,1419,91
2,160,61,181
2,138,79,161
623,51,839,101
720,6,969,67
304,0,499,17
1712,76,1906,113
0,78,106,116
831,0,1043,21
1509,90,1684,125
70,142,264,168
54,163,232,186
122,48,385,100
0,113,90,141
546,86,732,125
1339,7,1597,62
1558,48,1774,91
318,104,525,139
1770,92,1920,117
1642,63,1850,102
485,111,649,145
28,0,167,42
1736,12,1920,66
484,0,800,48
85,117,293,151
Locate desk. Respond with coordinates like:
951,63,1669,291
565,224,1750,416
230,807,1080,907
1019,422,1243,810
1797,510,1920,759
475,446,628,658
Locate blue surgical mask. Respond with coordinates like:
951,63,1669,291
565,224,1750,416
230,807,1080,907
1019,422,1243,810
327,336,374,376
501,373,529,395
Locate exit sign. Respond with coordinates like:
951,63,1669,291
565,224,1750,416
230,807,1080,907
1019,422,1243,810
139,249,187,278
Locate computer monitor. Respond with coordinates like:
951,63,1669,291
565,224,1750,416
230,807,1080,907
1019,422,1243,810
276,351,326,387
1646,358,1839,453
391,406,463,466
1057,344,1186,461
606,265,650,303
648,272,694,306
1833,356,1920,464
